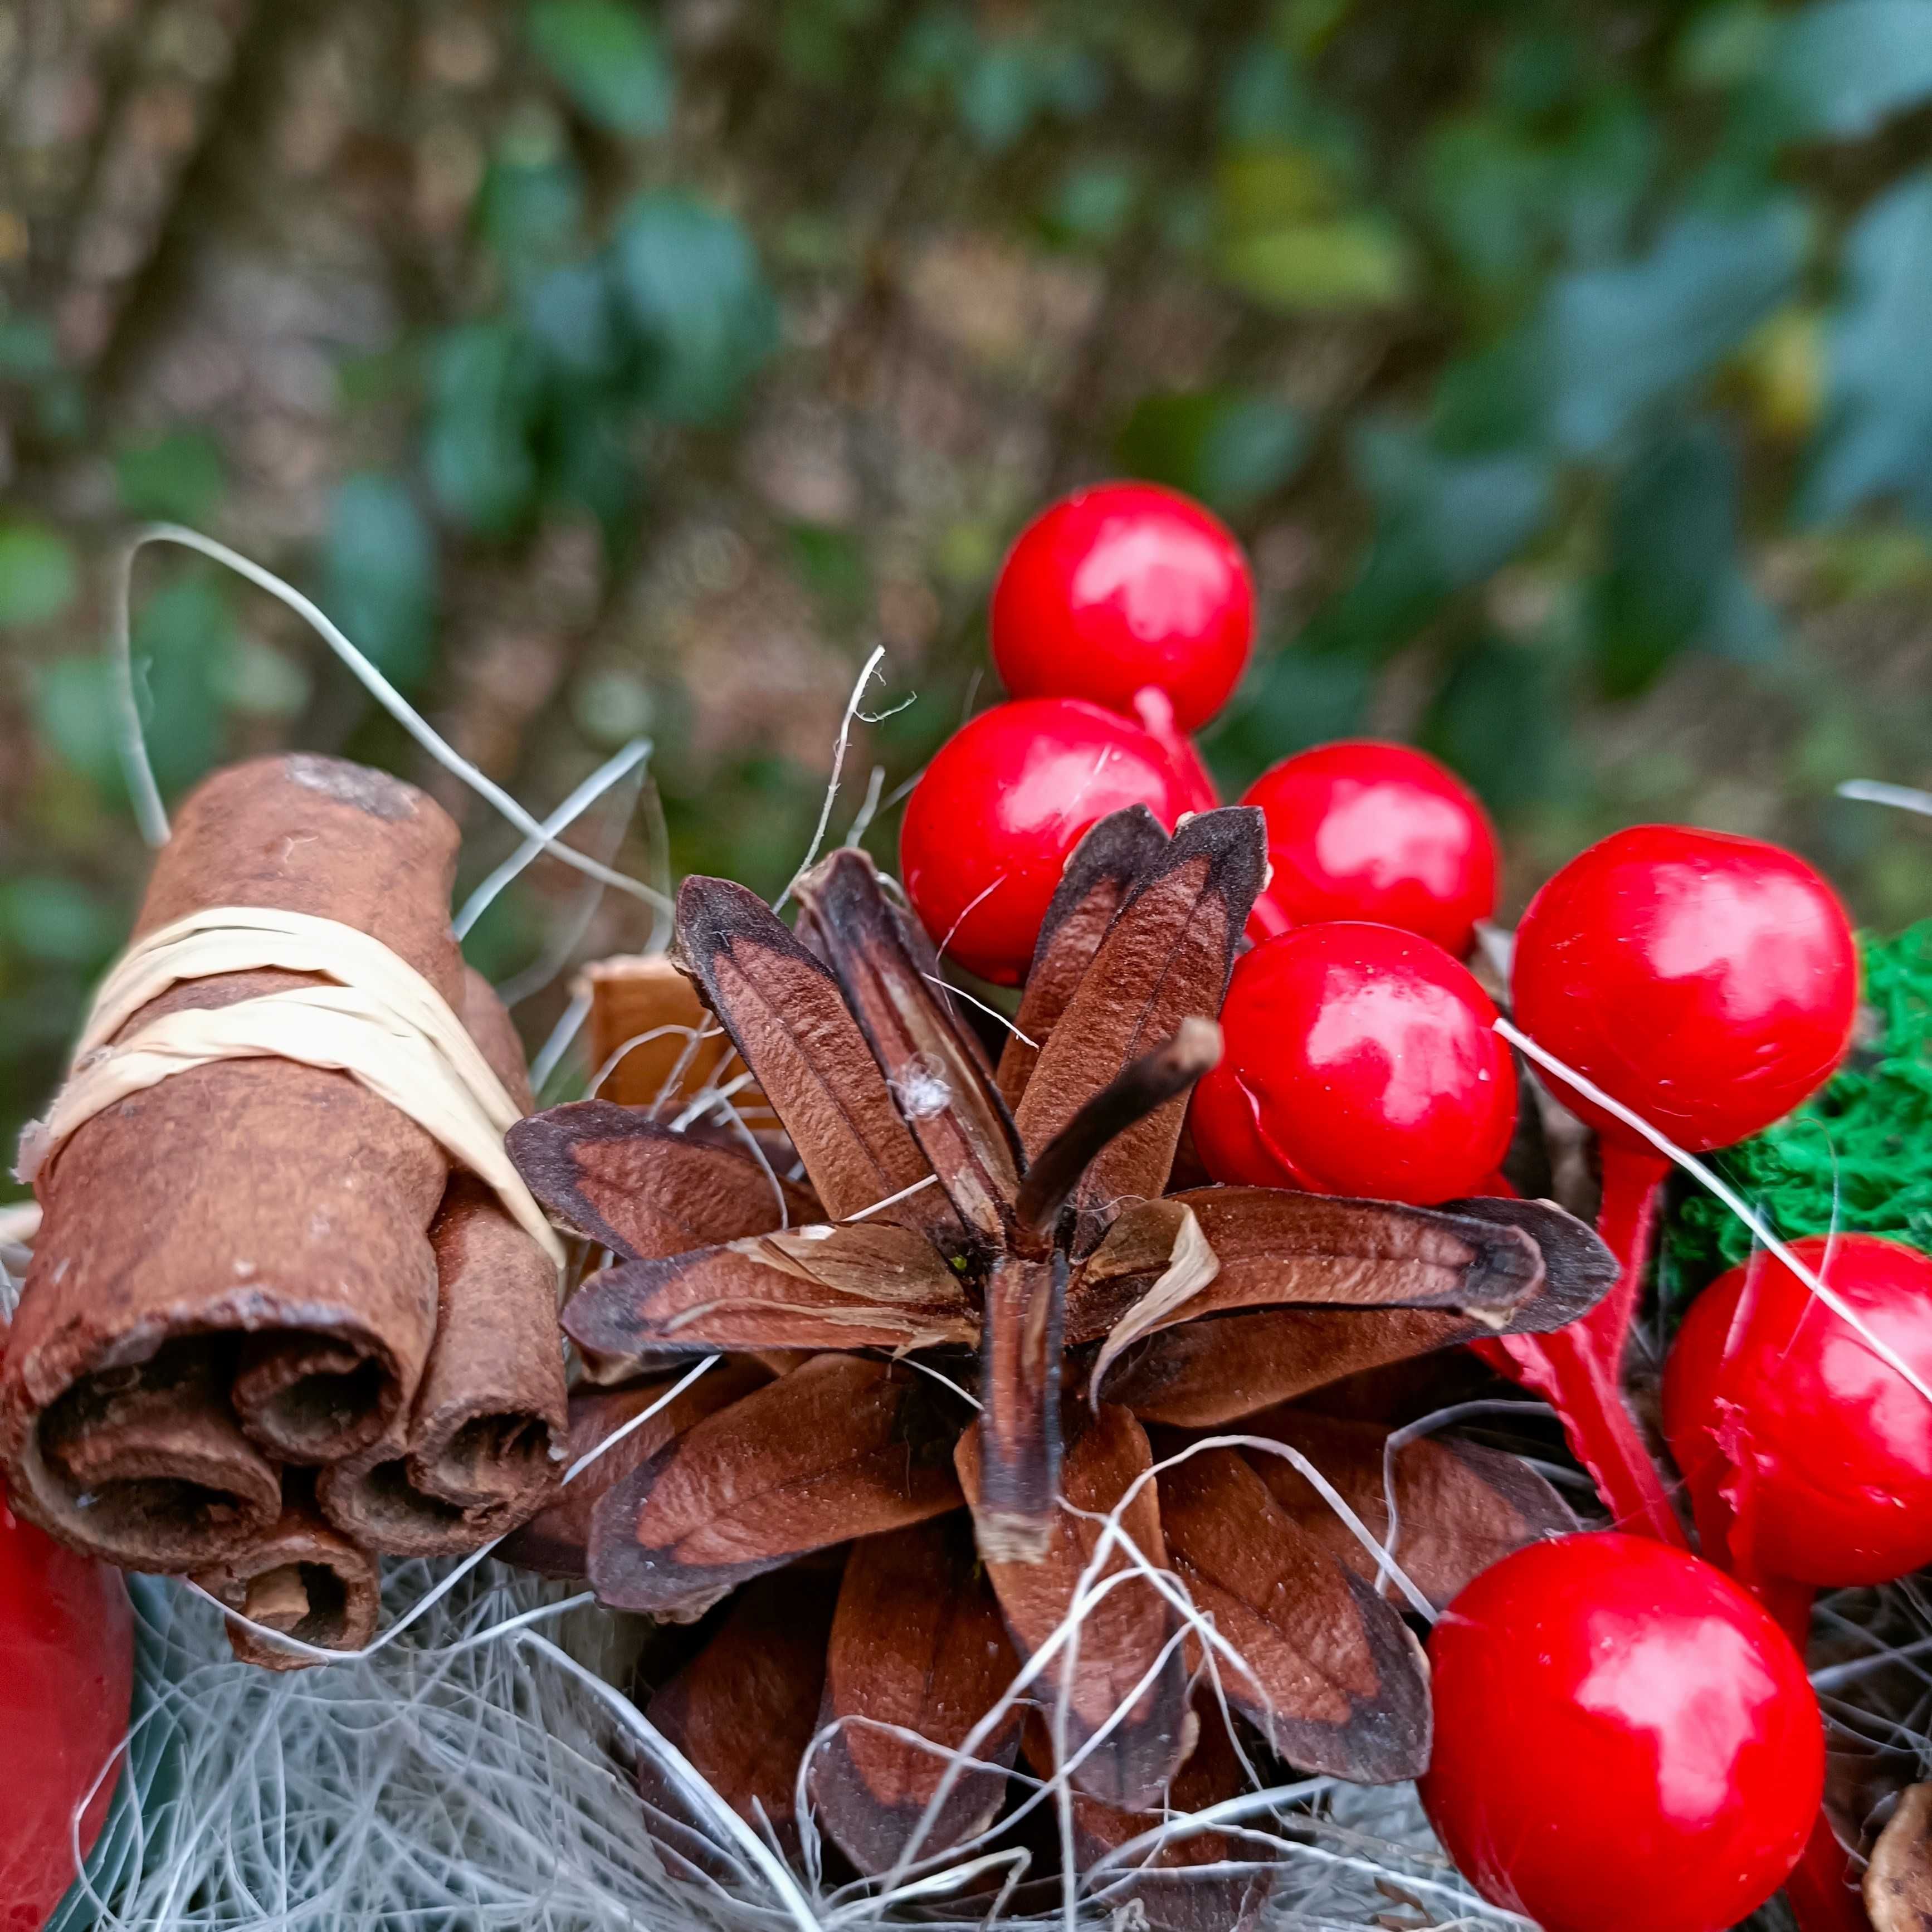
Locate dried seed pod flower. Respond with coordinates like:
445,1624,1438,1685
506,806,1615,1895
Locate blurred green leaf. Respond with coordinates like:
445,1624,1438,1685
1765,0,1932,138
1219,210,1412,312
523,261,624,378
1587,421,1780,696
116,430,226,524
1676,1,1780,90
0,876,121,967
527,0,673,136
0,523,78,628
1116,389,1309,513
324,475,438,689
214,640,313,720
1045,162,1139,246
1544,200,1806,454
477,150,586,275
426,323,542,533
30,657,122,792
0,316,58,378
614,193,778,423
1804,172,1932,523
1421,636,1564,811
1212,645,1374,789
130,577,238,794
788,524,870,626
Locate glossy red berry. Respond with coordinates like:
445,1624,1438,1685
989,482,1254,731
900,697,1192,985
1511,826,1857,1153
1242,740,1498,955
1663,1234,1932,1587
1191,921,1516,1205
0,1480,134,1928
1422,1533,1824,1932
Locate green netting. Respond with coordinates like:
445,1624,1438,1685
1660,920,1932,1299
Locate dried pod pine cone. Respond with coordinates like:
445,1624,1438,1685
503,806,1614,1905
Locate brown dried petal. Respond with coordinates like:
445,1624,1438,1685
646,1568,841,1856
675,877,948,1228
1433,1193,1619,1331
1047,1696,1271,1932
997,807,1170,1109
793,848,1021,1240
508,1101,816,1261
958,1403,1188,1811
1867,1782,1932,1931
1012,809,1265,1251
1238,1409,1576,1612
809,1516,1022,1875
564,1223,977,1357
497,1360,771,1578
972,1251,1067,1563
1070,1188,1547,1350
591,1353,968,1617
1109,1307,1507,1431
1157,1445,1430,1782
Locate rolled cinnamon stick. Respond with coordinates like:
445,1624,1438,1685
316,971,567,1555
1,754,464,1569
193,1471,380,1671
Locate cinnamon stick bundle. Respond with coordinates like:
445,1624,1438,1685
193,1471,380,1671
316,973,567,1555
1,755,466,1569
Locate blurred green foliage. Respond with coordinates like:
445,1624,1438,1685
7,0,1932,1198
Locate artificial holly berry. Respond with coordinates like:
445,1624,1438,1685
1241,740,1498,955
900,697,1192,985
989,482,1254,732
1189,921,1516,1205
1421,1533,1825,1932
1663,1234,1932,1588
1510,824,1858,1154
0,1478,134,1928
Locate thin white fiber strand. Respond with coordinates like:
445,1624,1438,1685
1496,1015,1932,1411
1839,778,1932,817
112,526,672,918
456,740,655,939
531,988,593,1096
921,974,1037,1046
773,646,886,915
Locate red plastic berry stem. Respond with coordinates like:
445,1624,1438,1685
1491,1142,1690,1547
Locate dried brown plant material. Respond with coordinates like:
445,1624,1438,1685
582,954,767,1119
646,1569,841,1856
315,972,567,1555
193,1474,379,1672
1243,1409,1575,1611
590,1353,965,1618
501,801,1621,1884
1157,1444,1429,1781
508,1103,816,1262
1039,1696,1272,1932
674,877,952,1232
2,755,465,1569
1012,810,1264,1255
498,1360,773,1577
793,849,1019,1241
565,1222,977,1359
960,1403,1189,1812
996,806,1170,1110
808,1516,1022,1875
1870,1783,1932,1930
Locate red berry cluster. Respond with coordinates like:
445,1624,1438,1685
900,481,1915,1932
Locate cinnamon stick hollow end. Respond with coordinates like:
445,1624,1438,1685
1,753,465,1566
193,1475,380,1672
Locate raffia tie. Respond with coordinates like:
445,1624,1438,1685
13,905,564,1272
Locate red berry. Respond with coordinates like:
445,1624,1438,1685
900,697,1192,985
1511,826,1857,1153
1422,1533,1824,1932
990,482,1254,731
1191,921,1516,1205
1241,740,1498,955
1663,1234,1932,1587
0,1480,134,1928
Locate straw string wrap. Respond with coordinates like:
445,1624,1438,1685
13,905,564,1272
